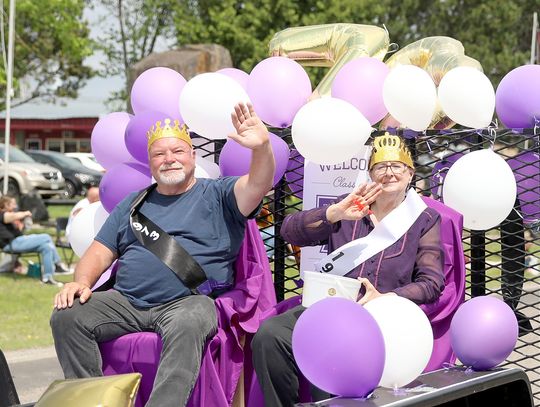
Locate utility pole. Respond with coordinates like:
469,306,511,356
531,12,538,65
3,0,15,195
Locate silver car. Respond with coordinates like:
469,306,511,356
0,144,65,198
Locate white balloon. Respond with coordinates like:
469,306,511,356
383,65,437,131
195,154,220,179
438,67,495,128
364,296,433,389
179,73,251,140
442,149,517,230
291,97,372,165
68,202,109,258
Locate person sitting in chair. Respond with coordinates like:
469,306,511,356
50,103,275,407
0,195,69,286
251,134,445,407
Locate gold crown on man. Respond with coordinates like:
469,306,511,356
369,133,414,169
147,118,192,149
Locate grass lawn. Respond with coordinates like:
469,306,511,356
0,204,76,351
0,273,72,350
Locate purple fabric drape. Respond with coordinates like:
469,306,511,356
246,197,466,406
98,219,276,407
419,196,466,371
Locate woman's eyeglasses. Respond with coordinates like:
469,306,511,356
371,162,407,176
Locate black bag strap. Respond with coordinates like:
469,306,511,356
129,184,207,294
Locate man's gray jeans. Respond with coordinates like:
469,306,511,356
50,290,218,407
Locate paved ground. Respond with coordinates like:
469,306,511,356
4,346,63,404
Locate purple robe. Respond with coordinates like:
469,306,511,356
98,219,276,407
281,196,446,304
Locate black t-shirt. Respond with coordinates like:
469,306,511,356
0,211,22,248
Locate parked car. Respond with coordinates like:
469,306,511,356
65,152,105,173
25,150,102,198
0,144,65,199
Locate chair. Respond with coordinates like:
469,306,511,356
2,246,42,279
98,219,277,407
246,197,467,405
54,217,75,270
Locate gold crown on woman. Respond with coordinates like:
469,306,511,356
147,119,192,149
368,133,414,169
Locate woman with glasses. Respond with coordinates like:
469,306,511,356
251,134,445,407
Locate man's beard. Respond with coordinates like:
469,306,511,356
157,164,187,185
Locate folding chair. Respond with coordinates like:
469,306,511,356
2,246,42,279
54,217,75,270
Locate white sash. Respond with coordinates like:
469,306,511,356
314,189,427,276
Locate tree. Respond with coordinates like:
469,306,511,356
95,0,535,106
0,0,94,110
415,0,535,87
172,0,534,88
173,0,407,86
92,0,176,108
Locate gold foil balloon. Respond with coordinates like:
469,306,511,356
35,373,141,407
269,24,390,97
380,36,483,130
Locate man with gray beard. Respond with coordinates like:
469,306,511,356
50,102,275,407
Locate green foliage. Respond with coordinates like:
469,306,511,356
0,274,61,350
0,0,94,110
94,0,176,108
416,0,535,87
171,0,535,88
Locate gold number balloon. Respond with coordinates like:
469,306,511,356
381,36,483,130
269,23,390,98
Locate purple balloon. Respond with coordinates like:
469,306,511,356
125,111,181,165
450,296,518,370
332,57,390,125
285,148,304,199
219,133,290,186
131,67,186,121
507,151,540,225
292,298,385,397
91,112,135,170
496,65,540,128
248,57,312,128
100,163,152,213
216,68,249,91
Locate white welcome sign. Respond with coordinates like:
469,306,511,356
300,147,371,273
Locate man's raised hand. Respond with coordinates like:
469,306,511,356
229,103,269,150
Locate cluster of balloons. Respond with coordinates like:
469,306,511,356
82,28,540,253
92,60,302,216
292,296,434,397
292,295,518,398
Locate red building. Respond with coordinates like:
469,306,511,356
0,116,98,152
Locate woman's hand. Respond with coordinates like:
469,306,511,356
326,182,382,223
357,277,397,305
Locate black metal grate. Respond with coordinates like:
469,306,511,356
195,128,540,404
